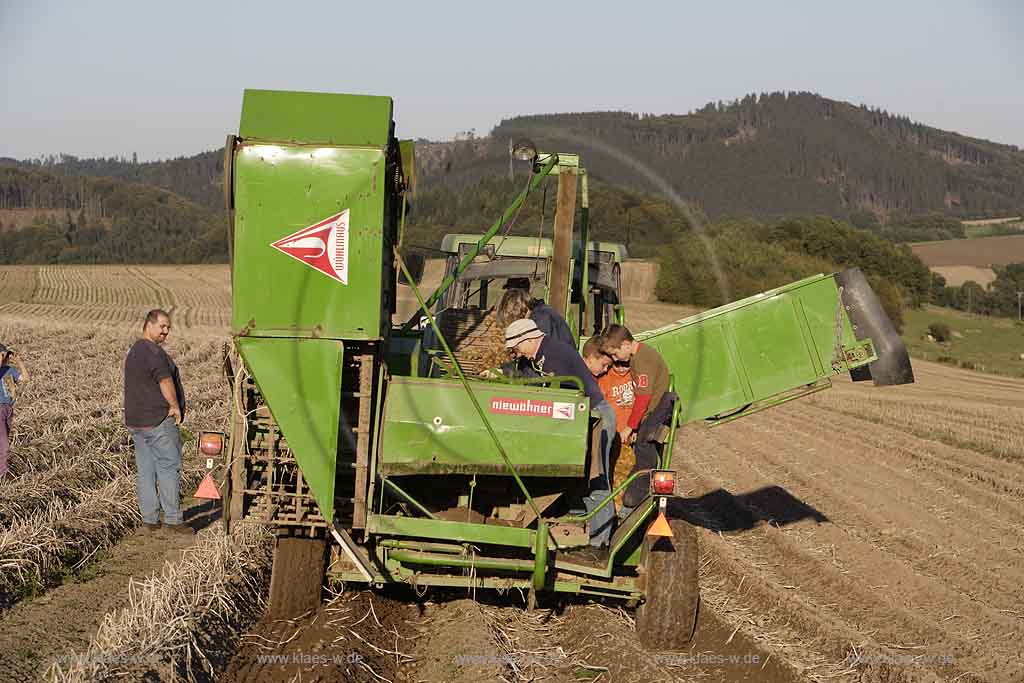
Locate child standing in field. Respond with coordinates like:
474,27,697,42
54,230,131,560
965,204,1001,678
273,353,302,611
0,344,30,480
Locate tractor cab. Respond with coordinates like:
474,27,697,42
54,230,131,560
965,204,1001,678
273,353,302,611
419,234,626,377
435,233,626,339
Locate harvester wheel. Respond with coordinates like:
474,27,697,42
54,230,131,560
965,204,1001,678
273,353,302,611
636,519,699,651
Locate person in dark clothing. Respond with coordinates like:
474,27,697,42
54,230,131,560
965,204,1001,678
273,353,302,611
504,319,616,546
498,285,575,347
123,309,192,535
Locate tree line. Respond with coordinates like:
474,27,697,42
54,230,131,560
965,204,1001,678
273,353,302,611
0,166,225,264
655,215,937,332
931,265,1024,319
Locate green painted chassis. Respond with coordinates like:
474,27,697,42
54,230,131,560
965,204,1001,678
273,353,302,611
328,377,683,600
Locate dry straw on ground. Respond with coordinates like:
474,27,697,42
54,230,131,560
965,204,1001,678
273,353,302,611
47,524,273,682
0,318,229,604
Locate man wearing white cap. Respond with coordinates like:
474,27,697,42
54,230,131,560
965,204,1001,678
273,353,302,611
504,319,617,548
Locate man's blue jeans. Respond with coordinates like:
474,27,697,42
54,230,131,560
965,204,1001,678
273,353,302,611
128,415,183,525
584,401,617,547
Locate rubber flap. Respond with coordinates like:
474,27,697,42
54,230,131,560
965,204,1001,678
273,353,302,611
834,269,915,386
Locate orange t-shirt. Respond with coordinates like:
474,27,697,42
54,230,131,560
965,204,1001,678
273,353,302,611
597,370,636,431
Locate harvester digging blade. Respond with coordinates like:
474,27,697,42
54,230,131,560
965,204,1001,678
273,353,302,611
834,268,915,386
267,537,327,619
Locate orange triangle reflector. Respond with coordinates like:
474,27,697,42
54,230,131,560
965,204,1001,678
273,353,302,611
193,473,221,500
647,511,673,538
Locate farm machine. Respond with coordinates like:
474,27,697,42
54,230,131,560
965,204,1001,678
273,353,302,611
205,89,914,650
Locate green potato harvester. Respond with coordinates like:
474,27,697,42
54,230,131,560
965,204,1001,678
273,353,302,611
198,89,913,651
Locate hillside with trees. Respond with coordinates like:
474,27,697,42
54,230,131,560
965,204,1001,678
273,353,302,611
0,166,225,263
8,90,1022,323
420,92,1024,228
0,150,223,209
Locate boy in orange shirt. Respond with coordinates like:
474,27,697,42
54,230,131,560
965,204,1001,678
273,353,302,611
582,339,636,507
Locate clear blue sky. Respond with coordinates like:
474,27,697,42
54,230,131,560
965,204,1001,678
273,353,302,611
1,0,1020,160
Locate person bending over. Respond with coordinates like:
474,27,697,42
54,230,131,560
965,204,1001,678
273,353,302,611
497,283,575,346
504,319,617,547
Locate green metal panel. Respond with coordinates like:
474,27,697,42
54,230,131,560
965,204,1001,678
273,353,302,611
236,337,343,522
638,273,870,423
240,89,392,147
368,513,536,548
379,377,590,475
232,143,387,339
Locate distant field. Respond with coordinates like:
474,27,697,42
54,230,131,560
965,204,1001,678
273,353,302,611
961,215,1022,239
963,221,1024,239
0,265,231,329
931,265,996,287
903,304,1024,377
910,233,1024,267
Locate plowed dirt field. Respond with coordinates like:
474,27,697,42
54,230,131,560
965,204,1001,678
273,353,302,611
0,265,1020,683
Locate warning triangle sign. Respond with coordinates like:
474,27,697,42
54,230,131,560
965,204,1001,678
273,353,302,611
646,511,674,538
193,473,221,500
270,209,350,284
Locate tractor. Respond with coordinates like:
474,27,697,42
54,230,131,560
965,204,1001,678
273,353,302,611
202,89,913,651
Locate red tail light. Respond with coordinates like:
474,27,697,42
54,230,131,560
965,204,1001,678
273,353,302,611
652,470,675,495
198,431,225,456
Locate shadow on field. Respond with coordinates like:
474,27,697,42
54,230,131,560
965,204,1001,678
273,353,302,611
669,485,829,533
183,498,222,531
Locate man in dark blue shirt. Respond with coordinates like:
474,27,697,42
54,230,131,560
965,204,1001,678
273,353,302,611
504,319,616,547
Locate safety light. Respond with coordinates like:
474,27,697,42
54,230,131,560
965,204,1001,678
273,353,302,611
510,139,538,162
198,431,225,457
651,470,675,495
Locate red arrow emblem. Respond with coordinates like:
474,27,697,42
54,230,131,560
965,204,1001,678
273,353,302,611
271,209,350,284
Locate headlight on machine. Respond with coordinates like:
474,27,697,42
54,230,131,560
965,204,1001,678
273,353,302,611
651,470,675,495
197,431,225,457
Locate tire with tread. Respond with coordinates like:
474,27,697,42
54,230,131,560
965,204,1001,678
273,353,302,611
636,518,699,651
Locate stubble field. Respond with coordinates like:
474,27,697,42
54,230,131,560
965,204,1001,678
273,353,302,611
0,265,1021,683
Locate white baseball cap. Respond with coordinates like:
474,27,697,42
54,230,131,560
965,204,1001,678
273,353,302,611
504,319,544,349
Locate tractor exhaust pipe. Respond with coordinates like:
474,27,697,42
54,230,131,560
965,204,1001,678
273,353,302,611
834,268,915,387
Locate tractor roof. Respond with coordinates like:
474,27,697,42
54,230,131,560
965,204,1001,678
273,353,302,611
439,234,628,262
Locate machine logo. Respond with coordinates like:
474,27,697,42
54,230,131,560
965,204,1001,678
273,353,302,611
552,401,575,420
271,209,350,284
490,398,576,420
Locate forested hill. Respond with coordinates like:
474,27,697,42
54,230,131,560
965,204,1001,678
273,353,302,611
419,91,1024,221
8,91,1023,225
0,166,225,263
0,150,223,209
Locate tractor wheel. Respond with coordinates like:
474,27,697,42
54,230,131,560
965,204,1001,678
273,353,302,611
636,519,699,651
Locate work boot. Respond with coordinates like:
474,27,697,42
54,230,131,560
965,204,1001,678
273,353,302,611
166,524,195,536
143,522,162,532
